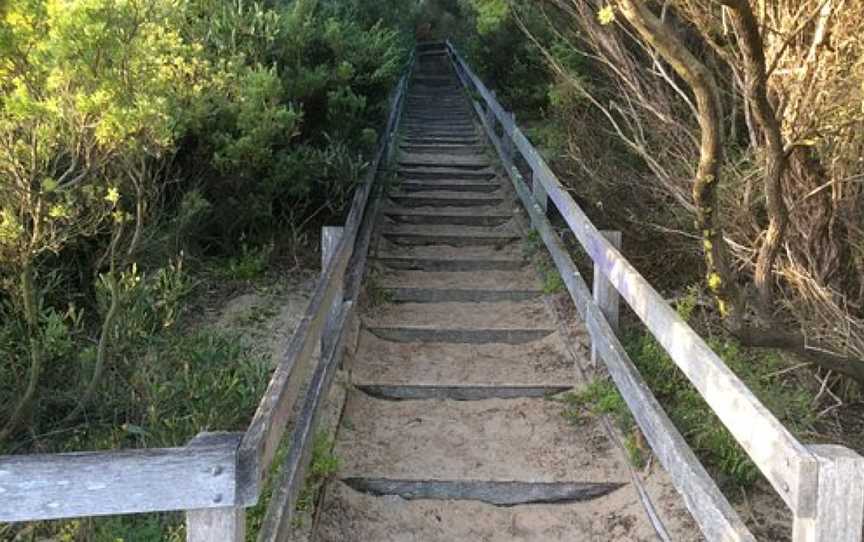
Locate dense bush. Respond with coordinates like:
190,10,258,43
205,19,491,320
0,0,409,446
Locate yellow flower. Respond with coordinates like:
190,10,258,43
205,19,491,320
598,5,616,25
49,204,70,219
707,272,723,291
105,187,120,205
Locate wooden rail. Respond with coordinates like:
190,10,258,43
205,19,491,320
445,40,864,542
0,51,414,541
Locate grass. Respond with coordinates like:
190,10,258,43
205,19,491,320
4,266,277,541
556,379,646,469
523,230,564,294
555,287,820,490
621,289,818,491
558,379,633,430
364,270,394,308
215,242,273,281
294,433,341,525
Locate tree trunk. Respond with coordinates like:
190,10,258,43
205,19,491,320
720,0,790,318
616,0,742,328
0,262,43,442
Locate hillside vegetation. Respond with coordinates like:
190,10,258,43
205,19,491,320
1,0,863,539
0,0,420,538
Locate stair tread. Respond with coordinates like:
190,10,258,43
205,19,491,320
316,480,665,542
375,241,523,260
399,155,489,167
352,330,575,387
377,269,540,290
381,223,516,235
334,393,626,483
363,300,554,329
388,191,503,201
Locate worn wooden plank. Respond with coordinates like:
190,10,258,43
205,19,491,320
236,236,350,505
471,94,756,541
342,478,624,505
0,434,241,522
257,302,351,542
187,507,245,542
367,326,553,345
322,226,345,359
793,445,864,542
357,384,572,400
456,43,819,517
237,59,413,506
592,231,621,367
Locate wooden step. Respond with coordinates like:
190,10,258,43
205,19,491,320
383,210,511,226
398,168,496,181
334,393,628,483
374,257,525,272
381,231,519,247
398,180,500,194
402,137,480,146
388,194,503,208
385,287,541,303
342,478,620,504
351,329,575,388
366,327,553,345
356,384,571,400
315,481,660,542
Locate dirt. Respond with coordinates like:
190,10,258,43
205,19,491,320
315,480,669,542
351,331,572,387
377,268,542,290
364,300,555,329
209,271,317,361
335,392,624,483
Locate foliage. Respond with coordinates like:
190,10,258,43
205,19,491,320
623,289,817,490
216,243,273,281
511,0,864,380
0,0,410,447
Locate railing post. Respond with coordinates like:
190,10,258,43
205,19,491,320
532,169,549,214
321,226,345,358
501,112,515,161
185,432,245,542
187,507,245,542
792,445,864,542
591,231,621,367
484,90,498,137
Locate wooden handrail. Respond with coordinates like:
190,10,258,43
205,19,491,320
445,40,864,542
0,432,241,523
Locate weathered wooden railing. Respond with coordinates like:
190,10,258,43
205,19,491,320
0,51,414,541
445,40,864,542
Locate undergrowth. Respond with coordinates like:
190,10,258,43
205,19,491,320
622,289,818,491
1,266,275,541
292,433,341,528
558,379,646,468
364,270,394,308
524,230,563,294
215,243,274,281
557,287,819,492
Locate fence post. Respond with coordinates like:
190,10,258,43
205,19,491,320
321,226,345,358
187,507,245,542
185,432,245,542
591,231,621,367
532,169,549,214
792,445,864,542
501,112,515,161
484,90,499,136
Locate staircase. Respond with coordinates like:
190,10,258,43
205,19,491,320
312,43,665,541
